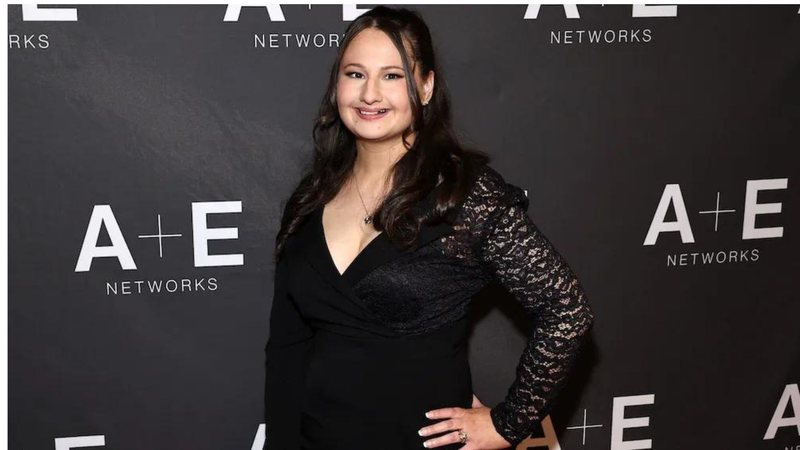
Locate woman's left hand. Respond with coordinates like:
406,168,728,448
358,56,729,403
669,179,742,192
418,394,513,449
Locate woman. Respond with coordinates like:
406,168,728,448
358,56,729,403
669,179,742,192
264,6,594,450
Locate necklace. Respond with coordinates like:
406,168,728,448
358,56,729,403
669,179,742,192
352,168,389,225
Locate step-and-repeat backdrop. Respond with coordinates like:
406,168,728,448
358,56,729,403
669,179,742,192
9,4,799,450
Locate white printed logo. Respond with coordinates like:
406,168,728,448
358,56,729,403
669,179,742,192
643,179,787,246
642,178,787,267
74,201,243,272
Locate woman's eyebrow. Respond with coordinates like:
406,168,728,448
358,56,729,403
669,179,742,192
343,62,404,71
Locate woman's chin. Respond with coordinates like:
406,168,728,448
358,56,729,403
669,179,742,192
353,131,400,143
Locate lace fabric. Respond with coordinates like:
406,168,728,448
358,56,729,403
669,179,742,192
459,166,595,447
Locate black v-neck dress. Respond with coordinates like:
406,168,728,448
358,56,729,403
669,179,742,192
264,164,595,450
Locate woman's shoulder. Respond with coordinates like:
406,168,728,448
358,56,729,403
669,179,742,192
465,163,530,213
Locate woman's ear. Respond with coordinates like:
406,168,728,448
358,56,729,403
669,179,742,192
423,70,435,104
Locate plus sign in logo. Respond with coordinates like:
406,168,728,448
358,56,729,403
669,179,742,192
136,214,183,259
642,178,788,267
565,408,604,446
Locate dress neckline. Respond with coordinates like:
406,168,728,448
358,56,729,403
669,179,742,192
317,204,386,278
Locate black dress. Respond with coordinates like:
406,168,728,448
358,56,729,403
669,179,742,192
264,164,594,450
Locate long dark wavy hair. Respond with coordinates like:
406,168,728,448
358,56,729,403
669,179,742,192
274,5,490,263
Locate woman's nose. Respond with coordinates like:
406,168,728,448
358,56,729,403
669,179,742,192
360,77,382,103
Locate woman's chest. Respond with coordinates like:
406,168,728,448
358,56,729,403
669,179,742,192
286,229,491,335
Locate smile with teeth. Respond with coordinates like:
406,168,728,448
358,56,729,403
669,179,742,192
356,108,389,119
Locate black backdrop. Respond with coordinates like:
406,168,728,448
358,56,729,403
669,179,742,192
9,4,800,450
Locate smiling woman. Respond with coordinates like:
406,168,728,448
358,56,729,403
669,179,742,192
335,28,434,149
264,5,594,450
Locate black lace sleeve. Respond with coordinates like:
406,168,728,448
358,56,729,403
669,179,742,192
467,166,594,448
264,252,314,450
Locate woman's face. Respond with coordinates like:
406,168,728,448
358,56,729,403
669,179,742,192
336,28,434,147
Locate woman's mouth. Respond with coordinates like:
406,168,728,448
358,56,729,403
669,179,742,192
355,108,389,120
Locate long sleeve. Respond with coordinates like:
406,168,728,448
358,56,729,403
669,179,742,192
468,167,595,448
264,254,314,450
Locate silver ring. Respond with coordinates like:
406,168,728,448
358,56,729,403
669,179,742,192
457,429,468,444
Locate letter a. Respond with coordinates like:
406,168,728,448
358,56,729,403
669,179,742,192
74,205,136,272
764,383,800,439
643,184,695,246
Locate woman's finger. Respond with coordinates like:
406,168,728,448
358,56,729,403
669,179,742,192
418,418,458,438
426,407,463,419
422,429,468,449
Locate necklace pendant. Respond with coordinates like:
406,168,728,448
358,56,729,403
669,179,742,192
364,215,372,225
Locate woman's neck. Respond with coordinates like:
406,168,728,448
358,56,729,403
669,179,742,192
352,136,414,188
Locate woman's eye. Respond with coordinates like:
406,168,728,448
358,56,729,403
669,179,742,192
342,72,404,80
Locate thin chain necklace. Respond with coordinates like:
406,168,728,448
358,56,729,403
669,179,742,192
352,168,390,225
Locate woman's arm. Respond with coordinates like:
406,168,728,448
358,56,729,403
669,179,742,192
264,254,314,450
470,167,595,448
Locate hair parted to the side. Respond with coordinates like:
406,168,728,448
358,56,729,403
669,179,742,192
274,5,490,263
